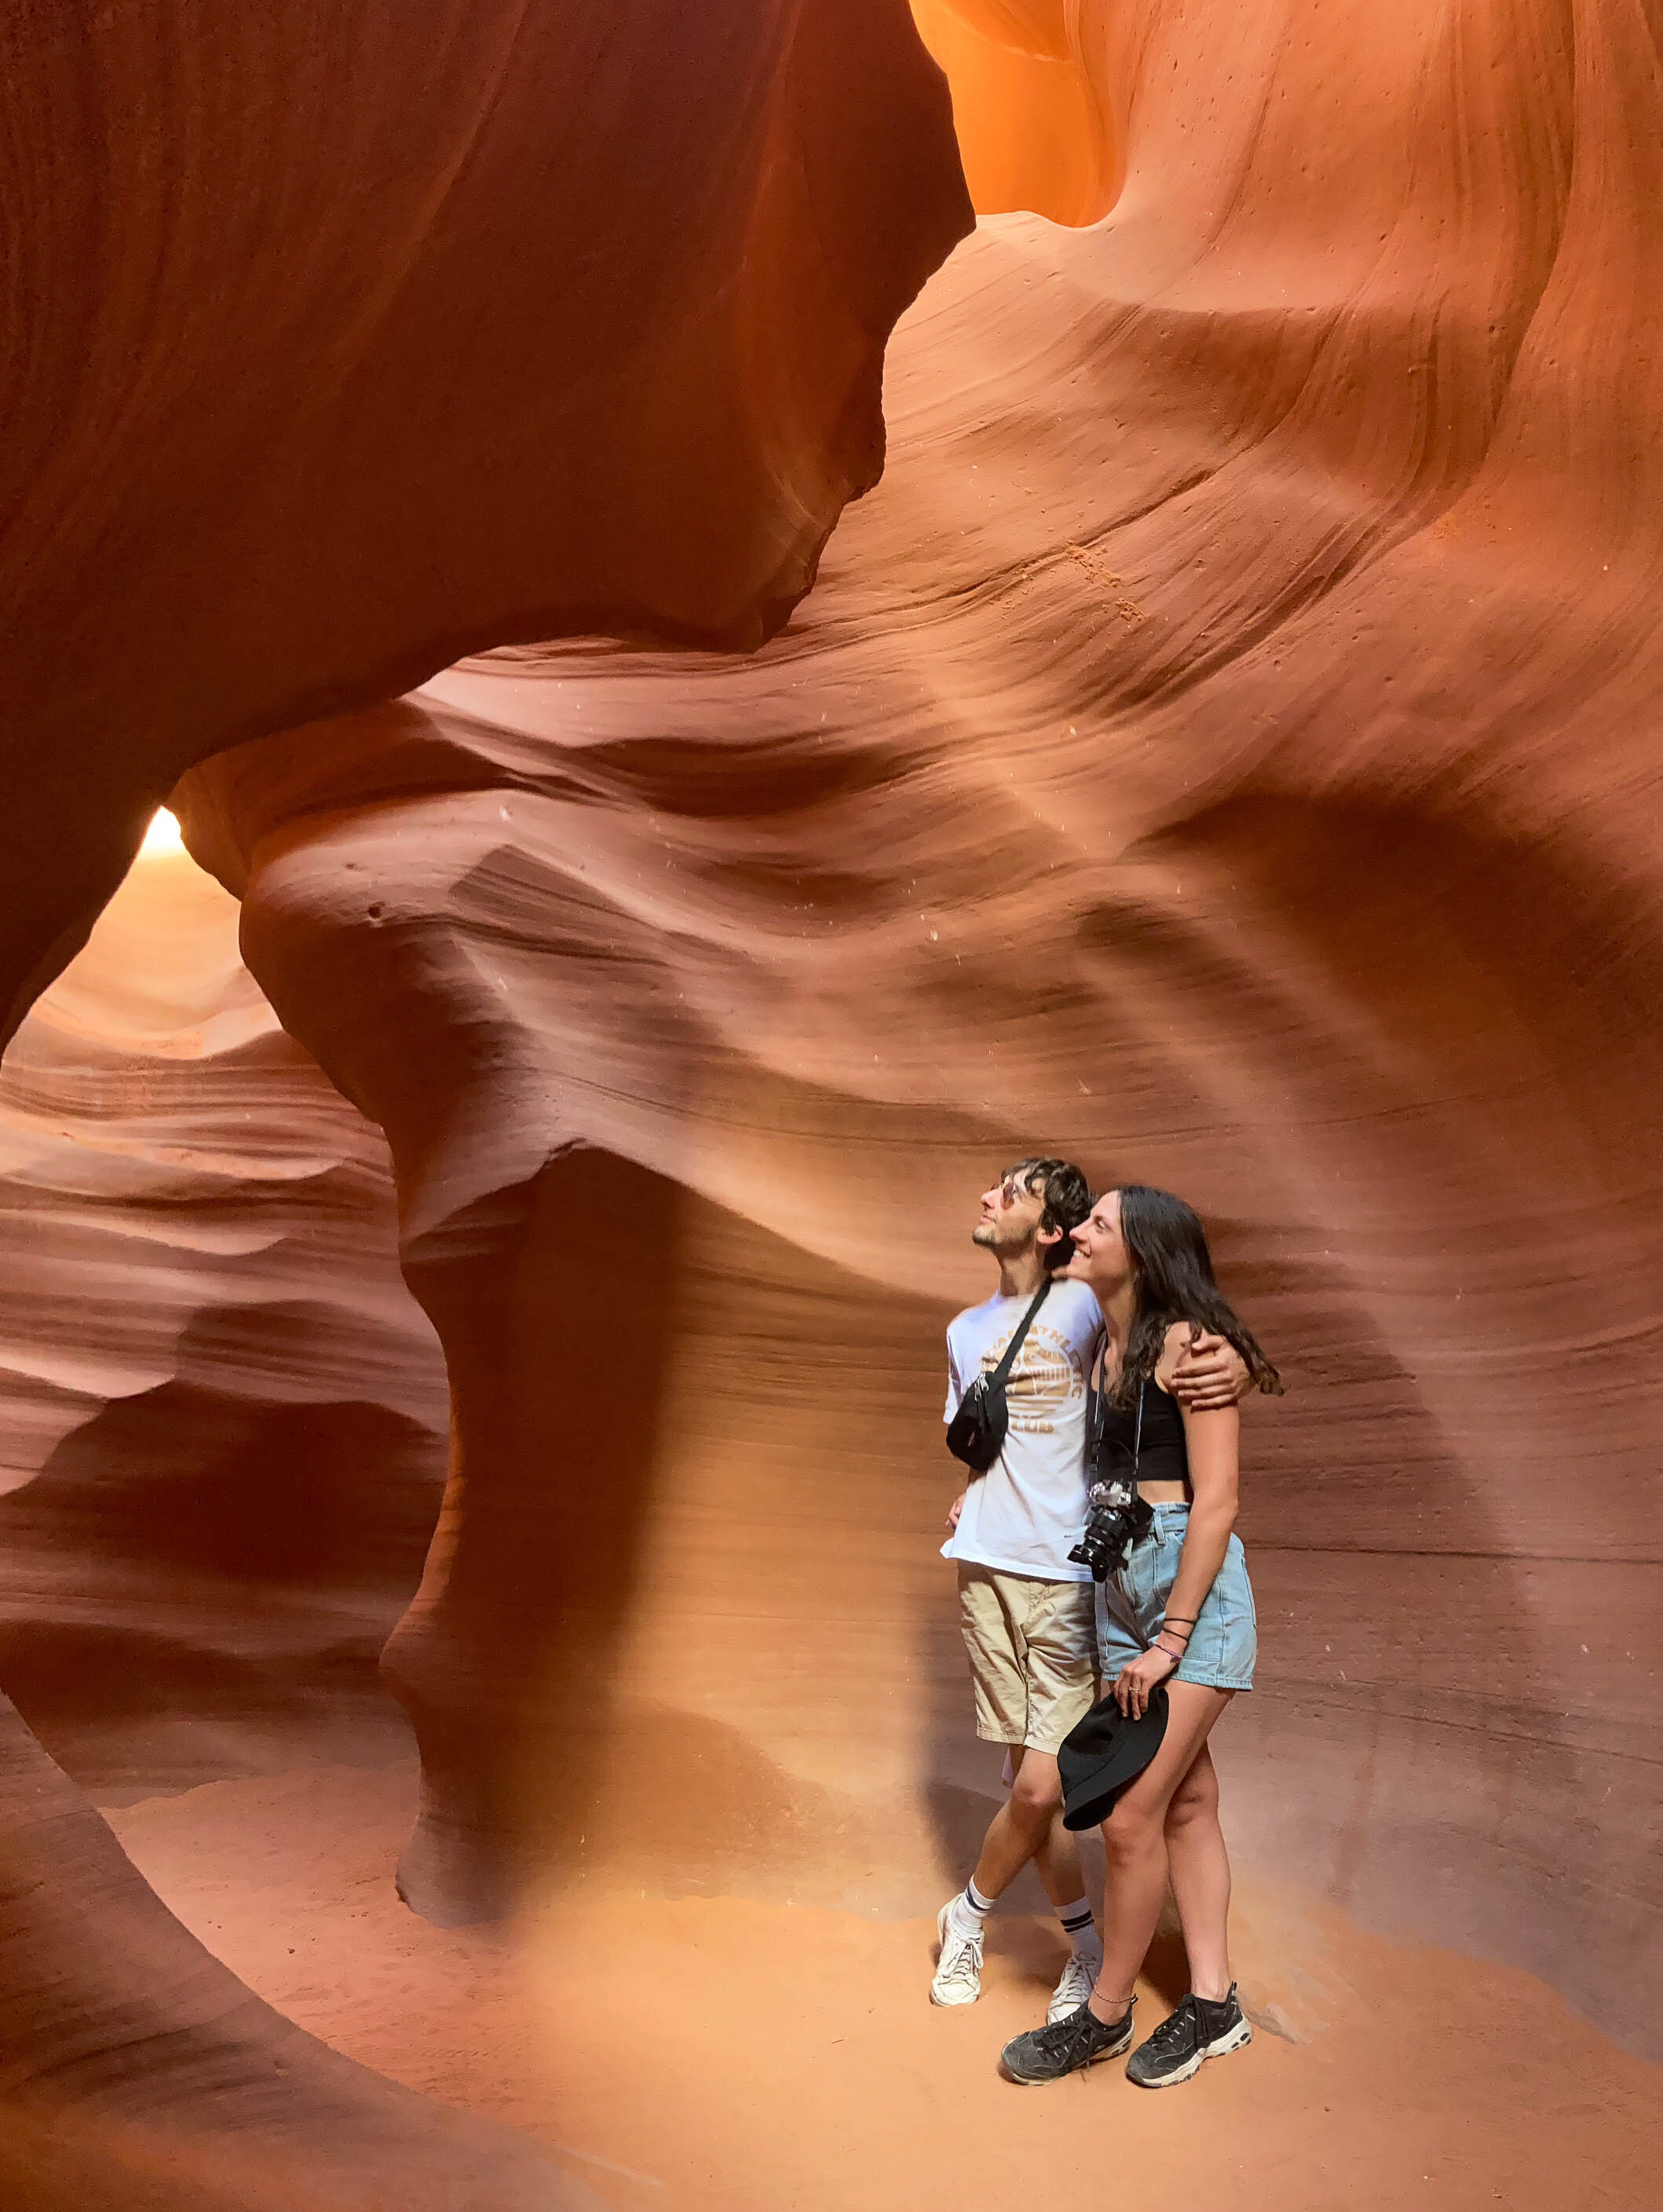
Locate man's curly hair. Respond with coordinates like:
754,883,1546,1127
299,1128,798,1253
1006,1157,1092,1270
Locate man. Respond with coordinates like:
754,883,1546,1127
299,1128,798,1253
933,1159,1247,2018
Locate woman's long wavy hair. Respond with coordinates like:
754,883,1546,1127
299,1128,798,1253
1108,1184,1284,1407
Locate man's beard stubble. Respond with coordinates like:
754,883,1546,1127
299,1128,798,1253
973,1220,1035,1259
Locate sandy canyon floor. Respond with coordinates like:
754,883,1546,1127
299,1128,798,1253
107,1764,1660,2212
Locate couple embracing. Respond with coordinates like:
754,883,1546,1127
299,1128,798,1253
934,1159,1281,2090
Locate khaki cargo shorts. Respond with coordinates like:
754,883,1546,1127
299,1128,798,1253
957,1563,1099,1753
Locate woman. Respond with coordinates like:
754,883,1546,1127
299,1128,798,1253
1000,1183,1281,2090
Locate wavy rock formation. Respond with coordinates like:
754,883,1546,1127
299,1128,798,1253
0,9,969,2199
0,835,551,2204
0,1695,601,2212
174,0,1663,2057
0,0,971,1039
0,824,445,1801
6,12,1662,2207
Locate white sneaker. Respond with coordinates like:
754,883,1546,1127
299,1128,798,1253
1047,1946,1102,2023
930,1900,985,2006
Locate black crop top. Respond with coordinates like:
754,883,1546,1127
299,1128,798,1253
1087,1373,1190,1489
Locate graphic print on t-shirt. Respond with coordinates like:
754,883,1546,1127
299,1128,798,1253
941,1279,1105,1582
981,1320,1084,1435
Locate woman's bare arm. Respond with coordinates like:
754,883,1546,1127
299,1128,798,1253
1162,1410,1238,1633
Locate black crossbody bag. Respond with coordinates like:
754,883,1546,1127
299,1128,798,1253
945,1279,1052,1473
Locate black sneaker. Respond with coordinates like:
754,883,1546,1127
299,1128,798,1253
1125,1985,1252,2088
1001,2000,1135,2085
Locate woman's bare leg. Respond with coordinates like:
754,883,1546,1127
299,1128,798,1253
1089,1683,1234,2021
1163,1739,1233,2001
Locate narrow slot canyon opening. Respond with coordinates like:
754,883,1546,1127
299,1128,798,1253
908,2,1119,225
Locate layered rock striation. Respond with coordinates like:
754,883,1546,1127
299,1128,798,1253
0,833,541,2206
3,15,1661,2210
0,824,445,1801
0,0,971,1039
175,0,1663,2043
0,4,970,2203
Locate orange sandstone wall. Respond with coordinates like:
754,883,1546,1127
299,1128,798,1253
176,0,1663,2046
0,0,971,1040
0,5,968,2204
3,12,1661,2199
908,3,1117,222
0,835,597,2206
0,831,445,1802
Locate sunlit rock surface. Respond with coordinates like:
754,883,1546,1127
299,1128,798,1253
0,820,445,1800
3,5,1661,2205
0,0,971,1040
175,0,1663,2045
0,832,596,2207
908,3,1117,223
0,5,969,2201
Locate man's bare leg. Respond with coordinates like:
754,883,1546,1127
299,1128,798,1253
970,1748,1080,1904
934,1747,1101,2012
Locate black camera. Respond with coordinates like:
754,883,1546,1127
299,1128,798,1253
1068,1478,1153,1583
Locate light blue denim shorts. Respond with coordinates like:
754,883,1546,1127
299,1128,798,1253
1095,1504,1256,1691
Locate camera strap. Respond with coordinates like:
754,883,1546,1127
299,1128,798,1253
1089,1359,1145,1494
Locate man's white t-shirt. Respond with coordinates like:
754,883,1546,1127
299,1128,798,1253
941,1278,1105,1582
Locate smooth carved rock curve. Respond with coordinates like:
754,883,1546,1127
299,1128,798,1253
0,843,570,2209
0,0,973,1040
0,831,446,1804
0,3,971,2203
175,0,1663,2042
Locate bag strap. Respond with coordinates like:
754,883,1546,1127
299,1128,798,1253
987,1278,1051,1387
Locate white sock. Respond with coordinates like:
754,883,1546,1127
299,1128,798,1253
1056,1896,1100,1956
949,1878,995,1940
